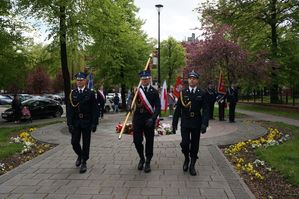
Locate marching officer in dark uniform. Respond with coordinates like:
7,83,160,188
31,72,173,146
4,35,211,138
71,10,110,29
132,70,160,173
172,70,209,176
206,81,217,120
217,93,226,121
227,82,238,123
67,72,98,173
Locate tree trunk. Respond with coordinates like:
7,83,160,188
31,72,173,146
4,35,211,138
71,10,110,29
59,6,71,107
269,0,279,103
120,65,126,111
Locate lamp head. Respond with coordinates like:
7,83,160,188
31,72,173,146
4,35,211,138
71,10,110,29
155,4,163,12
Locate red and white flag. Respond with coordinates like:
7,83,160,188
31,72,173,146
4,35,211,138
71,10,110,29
217,71,226,94
160,80,168,112
173,76,183,98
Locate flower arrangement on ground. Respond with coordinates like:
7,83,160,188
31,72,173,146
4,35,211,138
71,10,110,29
115,119,174,136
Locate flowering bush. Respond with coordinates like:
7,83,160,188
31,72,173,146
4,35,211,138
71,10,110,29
224,127,289,181
1,127,52,175
10,128,37,154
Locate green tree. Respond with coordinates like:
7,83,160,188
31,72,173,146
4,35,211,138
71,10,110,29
160,37,185,88
198,0,299,103
84,0,152,109
0,0,28,92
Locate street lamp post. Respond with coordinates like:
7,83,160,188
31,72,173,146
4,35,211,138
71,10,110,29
155,4,163,89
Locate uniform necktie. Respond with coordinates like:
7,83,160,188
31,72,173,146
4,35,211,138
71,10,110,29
191,88,194,94
79,89,82,94
144,87,147,93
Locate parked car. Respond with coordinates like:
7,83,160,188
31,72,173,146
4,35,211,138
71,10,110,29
43,94,63,104
1,97,63,121
18,94,34,102
0,94,12,105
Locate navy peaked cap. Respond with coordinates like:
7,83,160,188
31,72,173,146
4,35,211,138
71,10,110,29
75,72,87,80
188,70,200,78
139,70,151,79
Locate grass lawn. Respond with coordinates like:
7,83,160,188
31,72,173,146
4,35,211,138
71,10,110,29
256,122,299,186
0,121,62,160
237,103,299,120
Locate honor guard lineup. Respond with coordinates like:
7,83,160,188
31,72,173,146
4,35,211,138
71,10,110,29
66,69,237,175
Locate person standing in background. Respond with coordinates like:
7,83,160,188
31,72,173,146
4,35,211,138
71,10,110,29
227,82,238,123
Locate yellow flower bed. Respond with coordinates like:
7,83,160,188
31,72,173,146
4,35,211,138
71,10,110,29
224,127,286,181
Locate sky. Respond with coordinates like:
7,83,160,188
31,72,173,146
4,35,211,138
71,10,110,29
26,0,206,44
134,0,205,41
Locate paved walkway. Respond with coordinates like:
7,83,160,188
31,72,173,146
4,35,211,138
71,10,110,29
236,109,299,127
0,112,269,199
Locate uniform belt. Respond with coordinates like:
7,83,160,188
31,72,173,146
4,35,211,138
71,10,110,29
189,112,199,118
77,113,90,119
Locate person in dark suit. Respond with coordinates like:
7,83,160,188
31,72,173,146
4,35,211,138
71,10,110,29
206,81,217,120
11,94,22,123
217,93,226,121
132,70,160,173
227,82,238,123
67,72,98,173
96,86,106,119
172,70,209,176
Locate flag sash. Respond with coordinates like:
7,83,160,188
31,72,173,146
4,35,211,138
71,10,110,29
138,88,154,115
161,80,168,112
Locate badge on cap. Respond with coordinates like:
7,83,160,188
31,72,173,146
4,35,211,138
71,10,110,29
188,70,200,78
75,72,87,80
138,70,151,79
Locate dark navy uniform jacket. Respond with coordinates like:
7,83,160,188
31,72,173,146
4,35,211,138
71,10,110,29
67,88,98,128
133,86,160,123
206,87,217,103
172,88,209,129
227,87,238,103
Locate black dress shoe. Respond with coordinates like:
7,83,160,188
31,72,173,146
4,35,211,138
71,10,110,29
183,159,189,172
80,162,87,173
189,159,197,176
75,157,81,167
144,162,151,173
137,159,145,170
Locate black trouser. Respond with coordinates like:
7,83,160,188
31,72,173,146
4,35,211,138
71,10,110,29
71,125,91,162
229,102,236,122
133,120,155,161
98,104,104,118
218,102,225,121
180,127,201,159
209,102,215,119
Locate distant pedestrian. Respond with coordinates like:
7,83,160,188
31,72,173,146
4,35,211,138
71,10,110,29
67,72,98,173
227,82,238,123
96,86,106,119
11,94,21,123
113,93,120,113
168,88,176,117
217,93,226,121
206,81,217,120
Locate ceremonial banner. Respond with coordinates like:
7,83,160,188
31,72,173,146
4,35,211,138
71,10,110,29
160,80,168,112
173,76,183,98
217,71,226,94
88,72,94,90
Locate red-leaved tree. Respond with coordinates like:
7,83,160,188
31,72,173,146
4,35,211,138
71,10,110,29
26,67,52,94
52,70,64,93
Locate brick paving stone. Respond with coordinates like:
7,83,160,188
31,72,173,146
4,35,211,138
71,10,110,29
19,193,47,199
44,193,68,199
141,188,162,196
3,194,22,199
0,113,267,199
0,185,15,193
66,194,93,199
